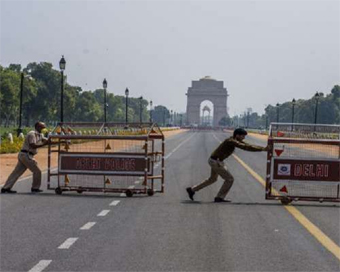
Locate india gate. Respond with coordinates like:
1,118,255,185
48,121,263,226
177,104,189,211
186,76,228,127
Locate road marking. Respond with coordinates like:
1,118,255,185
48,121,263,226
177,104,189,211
213,133,340,262
80,222,96,230
164,132,196,160
109,200,120,206
120,193,125,197
28,260,52,272
128,185,135,189
58,238,78,249
97,209,110,216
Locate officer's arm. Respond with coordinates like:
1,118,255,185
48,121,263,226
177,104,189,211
234,140,267,152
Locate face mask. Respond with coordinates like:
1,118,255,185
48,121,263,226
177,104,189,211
41,128,49,137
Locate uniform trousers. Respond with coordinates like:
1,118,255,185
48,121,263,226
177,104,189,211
3,152,41,190
192,158,234,198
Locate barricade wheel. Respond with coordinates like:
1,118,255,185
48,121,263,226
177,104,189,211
77,190,83,194
55,187,63,195
281,197,292,205
126,190,133,197
147,189,154,196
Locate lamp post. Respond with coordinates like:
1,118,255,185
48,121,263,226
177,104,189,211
103,78,107,123
163,109,166,126
149,100,153,123
17,72,25,136
171,110,173,126
125,88,129,125
139,96,143,124
291,98,296,124
276,103,280,123
59,55,66,123
246,111,250,128
314,92,320,124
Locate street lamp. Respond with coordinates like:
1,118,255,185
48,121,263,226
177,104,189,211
171,110,173,126
246,110,250,128
291,98,296,124
17,71,33,136
125,88,129,125
139,96,143,124
149,100,153,123
59,55,66,123
163,109,166,126
103,78,108,123
314,92,320,124
276,103,280,123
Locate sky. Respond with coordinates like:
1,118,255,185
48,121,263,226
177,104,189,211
1,0,339,116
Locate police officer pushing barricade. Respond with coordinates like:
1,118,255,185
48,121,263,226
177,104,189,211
1,122,49,194
186,128,270,203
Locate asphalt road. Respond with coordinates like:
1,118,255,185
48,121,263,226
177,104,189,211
1,130,339,272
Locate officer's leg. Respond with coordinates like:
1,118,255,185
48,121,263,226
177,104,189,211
215,166,234,199
2,157,27,189
192,162,219,192
20,153,42,189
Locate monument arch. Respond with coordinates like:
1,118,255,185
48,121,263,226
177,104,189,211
186,76,228,127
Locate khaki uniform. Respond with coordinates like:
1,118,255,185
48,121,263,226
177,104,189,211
192,137,265,198
3,131,44,190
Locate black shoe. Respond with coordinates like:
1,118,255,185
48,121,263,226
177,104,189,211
31,188,43,193
214,197,231,203
186,187,195,201
1,188,17,194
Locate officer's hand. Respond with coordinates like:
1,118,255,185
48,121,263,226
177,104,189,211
263,145,271,151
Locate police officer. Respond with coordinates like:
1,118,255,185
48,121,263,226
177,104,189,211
186,128,269,202
1,122,49,193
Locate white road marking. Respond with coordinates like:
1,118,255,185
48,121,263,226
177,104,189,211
109,200,120,206
134,180,141,184
58,238,78,249
80,222,96,230
128,185,135,189
28,260,52,272
120,193,125,197
164,132,196,160
97,209,110,216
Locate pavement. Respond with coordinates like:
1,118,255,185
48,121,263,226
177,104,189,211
1,130,339,271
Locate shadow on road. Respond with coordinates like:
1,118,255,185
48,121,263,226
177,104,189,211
180,200,340,208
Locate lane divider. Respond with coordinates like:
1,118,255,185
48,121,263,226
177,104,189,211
109,200,120,206
213,133,340,262
58,238,78,249
97,210,110,217
80,222,96,230
28,260,52,272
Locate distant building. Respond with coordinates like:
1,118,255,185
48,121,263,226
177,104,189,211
186,76,228,127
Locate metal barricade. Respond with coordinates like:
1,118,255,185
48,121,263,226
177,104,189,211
47,122,165,196
266,123,340,204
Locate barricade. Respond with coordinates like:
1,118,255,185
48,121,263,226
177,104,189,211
47,122,164,196
266,123,340,204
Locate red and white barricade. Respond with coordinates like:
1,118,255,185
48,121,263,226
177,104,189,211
266,123,340,204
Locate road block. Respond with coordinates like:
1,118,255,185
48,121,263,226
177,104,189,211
266,123,340,204
47,122,165,196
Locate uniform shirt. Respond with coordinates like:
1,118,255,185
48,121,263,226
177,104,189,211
210,136,265,161
21,130,44,155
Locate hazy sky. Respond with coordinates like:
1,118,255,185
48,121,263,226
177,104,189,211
1,0,339,115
